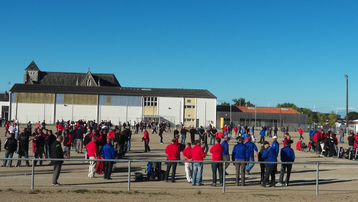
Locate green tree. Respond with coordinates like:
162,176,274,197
328,111,337,127
347,111,358,120
219,102,230,106
277,103,299,111
232,98,254,106
317,113,326,126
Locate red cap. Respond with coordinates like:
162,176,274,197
245,137,250,141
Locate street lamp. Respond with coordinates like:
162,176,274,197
345,74,348,135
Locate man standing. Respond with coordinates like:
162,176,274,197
259,128,265,144
143,129,150,152
2,133,17,167
298,127,304,140
165,139,180,182
86,137,98,178
221,136,230,175
75,126,84,153
232,137,248,186
339,129,344,143
276,140,295,187
260,141,277,187
191,140,206,186
189,127,196,145
245,137,258,175
51,136,64,186
183,142,192,183
210,138,224,186
16,128,30,167
34,130,45,166
102,138,115,180
180,127,188,145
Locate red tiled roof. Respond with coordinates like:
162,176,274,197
236,106,300,114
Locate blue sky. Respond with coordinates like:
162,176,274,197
1,1,357,116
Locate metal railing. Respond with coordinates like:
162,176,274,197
1,157,358,195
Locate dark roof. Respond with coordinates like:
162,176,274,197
25,61,39,71
35,71,120,87
10,84,217,99
0,93,9,101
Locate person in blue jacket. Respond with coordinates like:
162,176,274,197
221,136,230,175
102,138,115,180
259,128,265,144
260,141,277,187
232,137,248,186
244,137,258,175
276,140,295,187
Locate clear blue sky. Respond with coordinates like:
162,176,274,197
1,0,357,117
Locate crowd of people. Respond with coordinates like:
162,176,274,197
1,119,355,188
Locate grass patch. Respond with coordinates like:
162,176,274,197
42,190,52,194
134,190,139,194
253,194,279,197
29,189,41,194
149,191,170,196
196,190,201,195
111,191,123,194
57,189,62,193
73,189,90,194
7,188,14,192
92,190,108,194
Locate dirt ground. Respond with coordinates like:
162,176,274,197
0,125,357,202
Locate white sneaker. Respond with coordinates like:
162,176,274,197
275,182,283,187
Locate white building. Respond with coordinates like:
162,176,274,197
9,61,217,127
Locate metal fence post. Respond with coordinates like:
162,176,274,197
316,162,319,195
223,162,226,193
31,159,35,190
128,160,131,191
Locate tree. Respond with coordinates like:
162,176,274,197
276,103,299,111
347,112,358,120
219,102,230,106
232,98,254,106
328,111,337,127
317,113,326,126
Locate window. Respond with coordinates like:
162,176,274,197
187,99,191,103
184,119,194,122
86,79,91,86
144,97,157,106
184,106,195,109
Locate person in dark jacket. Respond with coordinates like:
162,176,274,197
16,128,30,167
48,130,57,158
276,140,295,186
51,136,64,186
63,130,72,159
260,141,277,187
2,133,17,167
34,129,45,166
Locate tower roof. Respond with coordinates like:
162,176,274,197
25,61,40,71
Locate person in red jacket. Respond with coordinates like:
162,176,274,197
183,142,193,183
191,140,206,186
210,138,224,186
143,129,150,152
298,127,304,140
86,137,98,178
164,139,180,182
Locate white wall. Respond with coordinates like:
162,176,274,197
11,103,54,124
196,98,216,127
158,97,183,126
99,105,142,124
55,104,97,122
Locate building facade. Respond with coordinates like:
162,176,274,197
9,61,217,127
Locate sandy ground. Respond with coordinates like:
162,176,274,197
0,125,357,202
